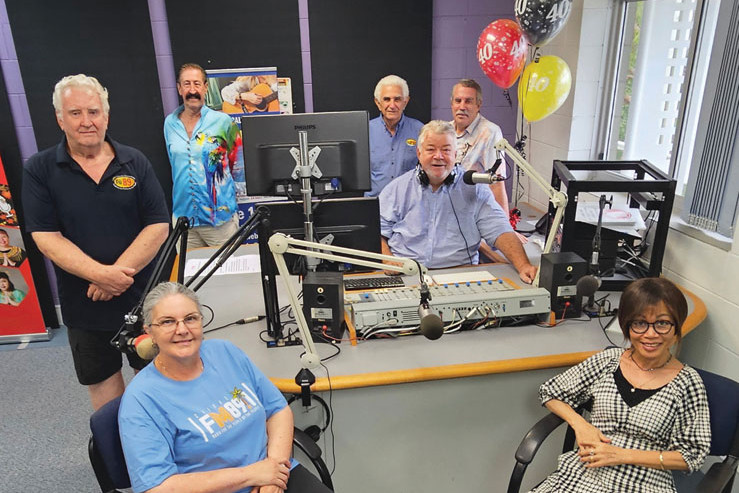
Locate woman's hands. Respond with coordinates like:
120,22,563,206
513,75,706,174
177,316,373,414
574,421,611,450
245,457,290,490
578,441,627,468
574,422,626,468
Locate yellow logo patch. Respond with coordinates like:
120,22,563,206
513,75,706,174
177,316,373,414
406,139,417,146
113,175,137,190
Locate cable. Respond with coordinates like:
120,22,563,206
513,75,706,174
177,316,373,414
204,315,264,334
319,362,337,476
286,393,332,433
447,189,474,266
598,312,621,347
319,341,341,362
200,304,215,328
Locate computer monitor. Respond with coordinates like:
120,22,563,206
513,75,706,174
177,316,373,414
242,111,371,196
256,196,381,339
257,196,381,275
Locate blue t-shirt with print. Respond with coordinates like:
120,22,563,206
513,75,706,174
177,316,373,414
119,339,294,493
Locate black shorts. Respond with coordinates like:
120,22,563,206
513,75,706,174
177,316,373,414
67,327,150,385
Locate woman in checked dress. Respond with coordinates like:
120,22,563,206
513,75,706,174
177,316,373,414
529,277,711,493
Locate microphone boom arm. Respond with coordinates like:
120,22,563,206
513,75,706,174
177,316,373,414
494,139,568,285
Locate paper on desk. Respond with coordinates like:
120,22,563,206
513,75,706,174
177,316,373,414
184,255,261,278
431,270,497,285
575,203,646,236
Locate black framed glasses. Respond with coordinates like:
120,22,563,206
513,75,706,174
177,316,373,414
150,314,203,332
629,320,675,334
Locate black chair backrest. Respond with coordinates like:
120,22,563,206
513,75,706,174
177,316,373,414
695,368,739,456
89,395,131,489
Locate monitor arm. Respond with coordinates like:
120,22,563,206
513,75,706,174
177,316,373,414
494,139,568,285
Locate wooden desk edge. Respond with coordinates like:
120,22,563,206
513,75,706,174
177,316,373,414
273,284,706,393
272,351,598,393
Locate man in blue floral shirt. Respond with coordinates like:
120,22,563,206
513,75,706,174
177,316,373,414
164,63,245,249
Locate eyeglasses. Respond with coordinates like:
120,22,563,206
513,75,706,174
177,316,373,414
629,320,675,334
150,314,203,331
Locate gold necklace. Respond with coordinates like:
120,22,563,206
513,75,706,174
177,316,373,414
629,348,672,371
628,349,672,393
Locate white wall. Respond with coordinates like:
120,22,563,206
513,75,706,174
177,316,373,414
522,0,738,380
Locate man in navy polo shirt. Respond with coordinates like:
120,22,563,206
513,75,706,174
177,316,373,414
22,74,169,410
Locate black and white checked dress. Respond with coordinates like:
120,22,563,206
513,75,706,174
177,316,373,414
529,348,711,493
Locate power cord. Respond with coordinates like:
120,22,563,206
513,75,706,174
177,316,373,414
204,315,265,334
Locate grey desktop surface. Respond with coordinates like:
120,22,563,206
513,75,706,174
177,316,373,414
186,245,619,382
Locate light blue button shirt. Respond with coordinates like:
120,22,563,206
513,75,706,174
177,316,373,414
379,166,513,268
366,114,424,197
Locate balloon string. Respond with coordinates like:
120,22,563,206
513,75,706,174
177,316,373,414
503,89,512,108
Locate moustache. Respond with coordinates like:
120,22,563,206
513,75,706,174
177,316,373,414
185,93,202,100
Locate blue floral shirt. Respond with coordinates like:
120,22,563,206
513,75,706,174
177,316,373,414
164,105,245,227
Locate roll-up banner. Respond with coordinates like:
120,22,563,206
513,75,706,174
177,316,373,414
0,154,49,343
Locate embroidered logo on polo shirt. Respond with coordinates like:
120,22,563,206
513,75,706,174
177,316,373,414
406,138,417,147
112,175,137,190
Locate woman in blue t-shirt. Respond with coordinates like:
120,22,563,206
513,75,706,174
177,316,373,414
119,282,331,493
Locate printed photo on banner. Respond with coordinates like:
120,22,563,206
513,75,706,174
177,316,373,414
0,227,27,268
0,184,18,226
205,67,281,126
277,77,293,114
0,267,28,307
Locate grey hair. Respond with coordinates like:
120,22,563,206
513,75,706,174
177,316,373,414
451,78,483,105
52,74,110,116
142,282,202,326
417,120,455,148
374,74,410,101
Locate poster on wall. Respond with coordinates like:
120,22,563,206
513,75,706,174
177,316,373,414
204,67,291,238
205,67,282,125
0,154,49,343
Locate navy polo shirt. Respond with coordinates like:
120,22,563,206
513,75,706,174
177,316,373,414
22,136,169,331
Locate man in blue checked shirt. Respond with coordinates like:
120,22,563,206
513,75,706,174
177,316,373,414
365,75,424,197
379,120,537,283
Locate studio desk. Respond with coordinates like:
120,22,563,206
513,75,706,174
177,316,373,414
184,245,706,493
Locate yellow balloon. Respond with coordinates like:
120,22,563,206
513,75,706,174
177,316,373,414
518,56,572,122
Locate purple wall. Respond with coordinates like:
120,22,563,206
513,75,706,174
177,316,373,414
0,0,36,161
1,0,519,157
0,0,519,307
431,0,519,142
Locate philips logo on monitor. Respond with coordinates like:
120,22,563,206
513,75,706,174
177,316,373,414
294,124,316,130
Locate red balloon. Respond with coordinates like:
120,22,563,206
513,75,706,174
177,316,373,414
477,19,528,89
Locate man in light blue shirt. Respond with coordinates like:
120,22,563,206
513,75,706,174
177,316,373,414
366,75,424,197
164,63,245,250
379,121,537,283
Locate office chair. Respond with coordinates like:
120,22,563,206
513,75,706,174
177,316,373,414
506,368,739,493
89,396,334,492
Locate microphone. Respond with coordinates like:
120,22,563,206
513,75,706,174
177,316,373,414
418,283,443,340
116,330,158,360
462,157,503,185
576,274,601,315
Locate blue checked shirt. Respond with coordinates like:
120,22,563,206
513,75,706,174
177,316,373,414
379,166,513,268
365,114,424,197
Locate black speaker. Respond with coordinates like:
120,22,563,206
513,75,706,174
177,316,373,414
539,252,587,319
302,271,345,339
